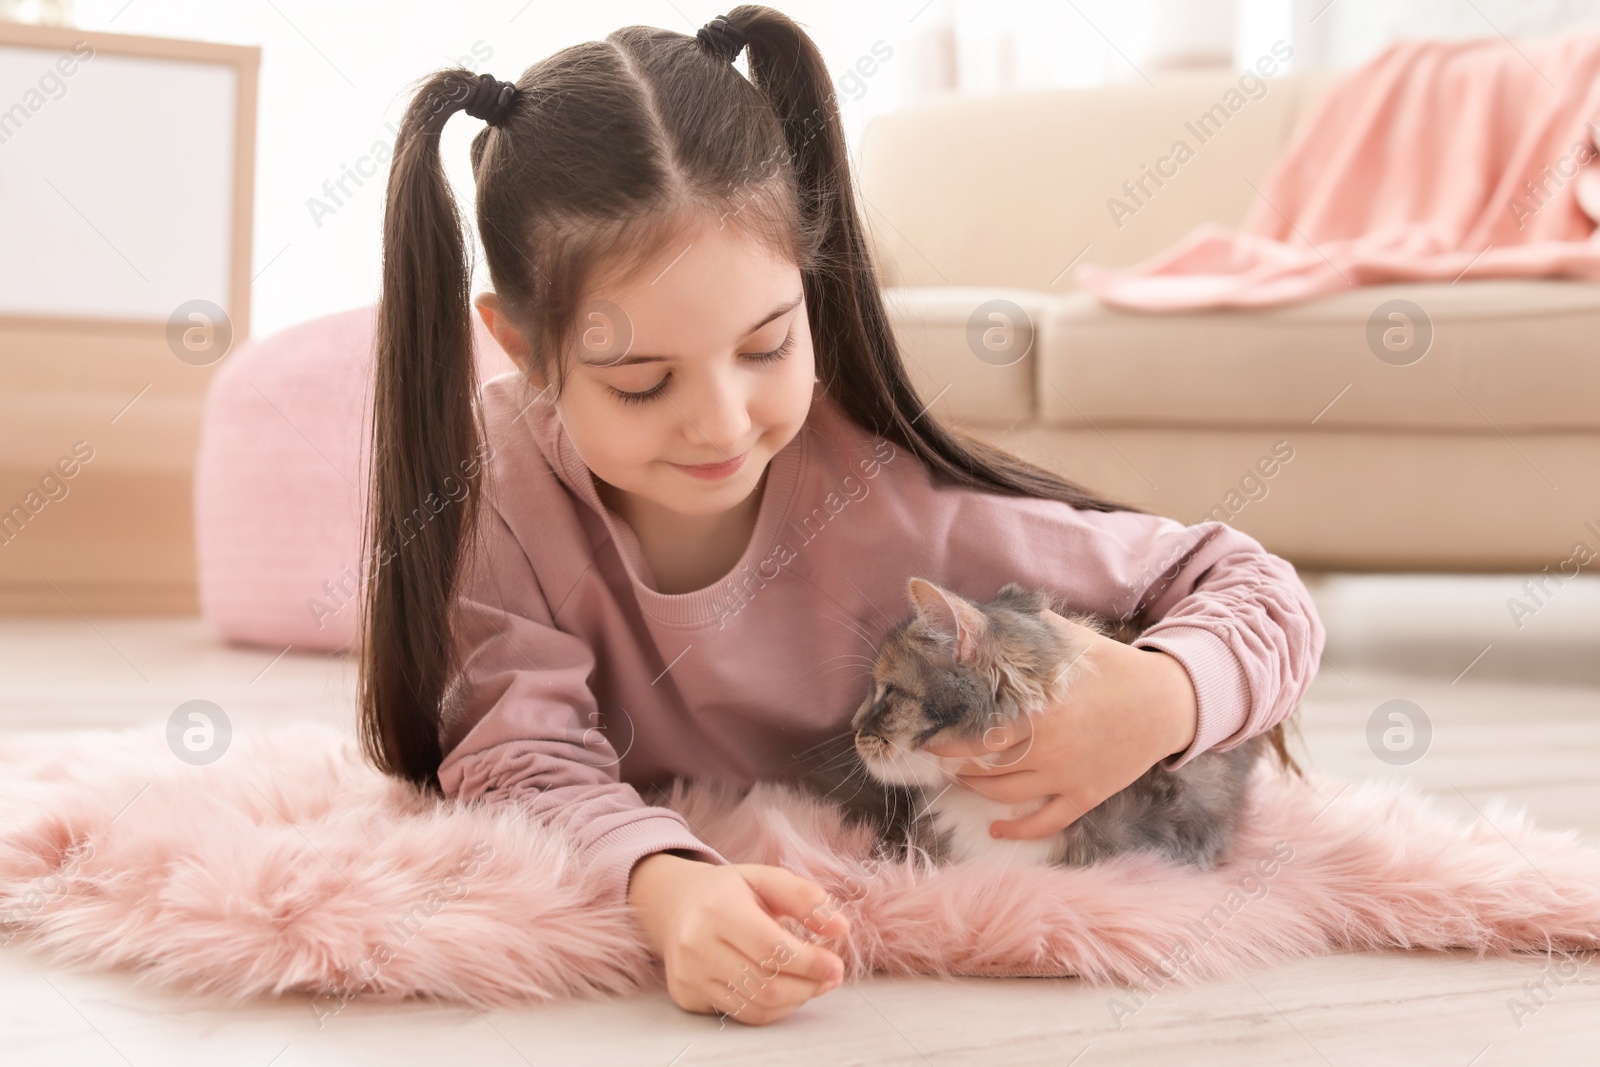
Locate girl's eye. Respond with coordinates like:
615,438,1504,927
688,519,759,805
606,329,797,406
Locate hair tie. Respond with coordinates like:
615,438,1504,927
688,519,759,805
462,72,517,127
696,15,748,63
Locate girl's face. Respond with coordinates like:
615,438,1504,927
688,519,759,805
477,210,816,521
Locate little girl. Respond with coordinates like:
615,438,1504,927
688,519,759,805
356,5,1326,1028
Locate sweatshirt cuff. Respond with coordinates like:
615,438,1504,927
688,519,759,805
1132,624,1252,770
587,813,730,908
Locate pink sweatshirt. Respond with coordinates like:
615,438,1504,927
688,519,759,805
436,373,1326,906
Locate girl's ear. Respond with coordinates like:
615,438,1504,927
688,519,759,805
474,292,542,388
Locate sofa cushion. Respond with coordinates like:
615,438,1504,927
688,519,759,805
1036,279,1600,432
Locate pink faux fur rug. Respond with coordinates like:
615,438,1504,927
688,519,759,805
4,721,1600,1011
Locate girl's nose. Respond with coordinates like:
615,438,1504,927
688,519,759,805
679,372,753,453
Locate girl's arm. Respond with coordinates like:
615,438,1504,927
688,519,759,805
941,496,1326,769
437,504,729,908
440,504,849,1024
1117,515,1325,769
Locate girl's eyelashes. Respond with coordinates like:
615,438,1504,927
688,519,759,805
605,328,798,406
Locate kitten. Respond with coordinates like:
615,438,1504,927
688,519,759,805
790,577,1265,871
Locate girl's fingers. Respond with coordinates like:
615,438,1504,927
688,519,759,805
990,793,1085,839
924,719,1023,759
706,939,835,1021
722,905,843,988
735,866,851,978
926,719,1040,774
954,768,1056,802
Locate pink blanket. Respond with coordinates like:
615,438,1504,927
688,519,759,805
4,721,1600,1009
1076,36,1600,309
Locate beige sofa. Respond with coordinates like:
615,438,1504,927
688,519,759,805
857,71,1600,572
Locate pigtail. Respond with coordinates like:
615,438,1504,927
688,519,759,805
356,69,493,793
732,6,1145,516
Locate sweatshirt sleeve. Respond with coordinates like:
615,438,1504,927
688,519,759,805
1113,515,1326,770
435,504,729,907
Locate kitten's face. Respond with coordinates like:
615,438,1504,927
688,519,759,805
852,577,1042,789
851,656,990,788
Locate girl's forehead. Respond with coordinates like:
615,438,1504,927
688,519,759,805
573,236,803,365
593,227,797,307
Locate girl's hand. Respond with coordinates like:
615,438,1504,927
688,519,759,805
626,852,851,1027
923,609,1199,841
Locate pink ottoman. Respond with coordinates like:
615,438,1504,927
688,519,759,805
195,305,517,652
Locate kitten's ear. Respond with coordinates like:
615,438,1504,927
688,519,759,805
993,582,1049,614
907,577,987,664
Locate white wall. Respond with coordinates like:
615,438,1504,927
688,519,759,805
55,0,1600,340
1240,0,1600,73
60,0,936,340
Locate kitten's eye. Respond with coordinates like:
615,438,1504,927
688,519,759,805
879,682,898,701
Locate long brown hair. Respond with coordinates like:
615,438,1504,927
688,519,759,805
356,4,1305,798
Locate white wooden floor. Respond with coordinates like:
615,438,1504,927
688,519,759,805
2,573,1598,1066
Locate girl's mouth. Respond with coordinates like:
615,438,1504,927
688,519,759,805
669,451,748,481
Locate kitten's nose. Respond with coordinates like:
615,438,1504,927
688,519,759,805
850,696,872,732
